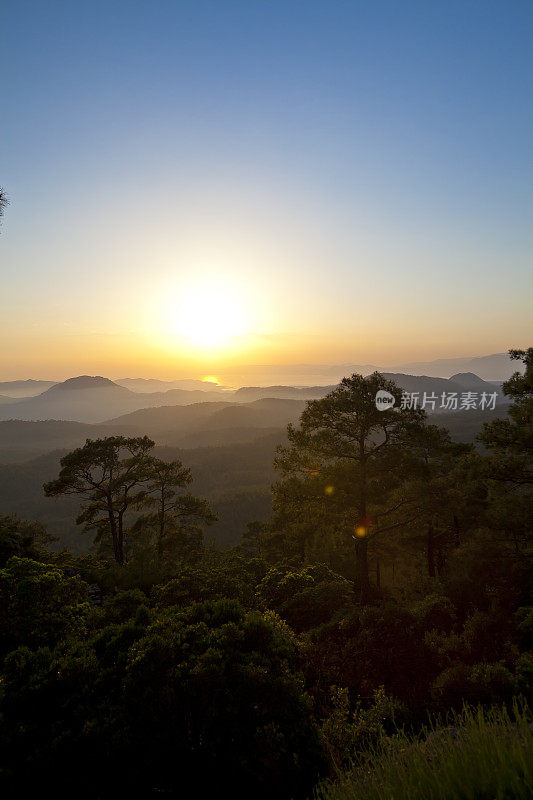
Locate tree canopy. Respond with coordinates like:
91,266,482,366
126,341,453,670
44,437,215,567
273,373,442,600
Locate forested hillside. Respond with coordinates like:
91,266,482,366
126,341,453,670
0,433,282,551
0,352,531,798
0,406,505,551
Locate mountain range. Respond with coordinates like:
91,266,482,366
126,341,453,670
233,372,504,404
213,353,520,385
115,377,227,393
0,376,228,423
0,379,58,399
0,365,513,551
0,371,507,425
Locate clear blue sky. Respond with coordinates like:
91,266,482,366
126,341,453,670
1,0,532,379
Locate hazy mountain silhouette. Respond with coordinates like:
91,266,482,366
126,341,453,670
220,352,520,384
0,379,57,397
115,377,228,393
0,403,506,550
0,419,137,463
381,373,506,407
152,387,230,404
448,372,498,388
383,353,519,381
0,398,305,462
45,376,121,391
233,385,336,401
0,376,230,423
105,398,306,439
232,374,506,406
0,370,507,424
0,376,138,423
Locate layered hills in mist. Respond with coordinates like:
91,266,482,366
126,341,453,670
0,356,516,552
0,370,506,425
0,375,227,423
0,367,508,465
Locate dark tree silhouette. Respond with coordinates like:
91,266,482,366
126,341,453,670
44,436,155,565
0,188,8,230
274,373,427,602
478,348,533,550
133,456,216,564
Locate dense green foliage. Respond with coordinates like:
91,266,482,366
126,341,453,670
317,703,533,800
0,410,504,552
44,436,216,565
0,354,531,797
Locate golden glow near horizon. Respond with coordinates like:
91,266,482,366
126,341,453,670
2,248,527,382
2,5,531,383
202,375,220,385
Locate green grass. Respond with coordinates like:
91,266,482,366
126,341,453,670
316,702,533,800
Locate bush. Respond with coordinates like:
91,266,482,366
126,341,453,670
412,594,456,634
0,599,325,799
305,603,431,705
316,702,533,800
322,686,410,769
432,661,519,706
0,557,89,653
100,588,149,624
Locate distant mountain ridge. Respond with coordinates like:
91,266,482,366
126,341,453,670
45,375,121,392
233,374,506,407
115,377,228,393
0,379,57,397
0,351,519,401
0,370,508,423
104,397,306,436
0,376,228,423
449,372,497,388
387,354,518,381
382,373,506,409
219,353,521,384
0,398,306,461
234,385,336,402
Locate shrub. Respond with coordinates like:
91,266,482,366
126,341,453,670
316,702,533,800
0,557,89,653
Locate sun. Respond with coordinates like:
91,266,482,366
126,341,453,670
166,284,247,349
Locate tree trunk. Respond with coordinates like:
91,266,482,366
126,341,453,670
107,499,121,565
427,521,436,577
453,514,460,547
157,497,165,565
354,537,370,603
116,513,124,566
354,444,371,603
436,545,445,576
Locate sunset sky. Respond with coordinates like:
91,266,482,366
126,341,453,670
1,0,532,381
